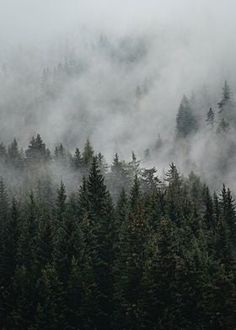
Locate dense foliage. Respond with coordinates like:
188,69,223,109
0,135,235,329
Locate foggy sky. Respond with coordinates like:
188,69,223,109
1,0,236,190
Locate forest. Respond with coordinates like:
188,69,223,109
0,132,235,329
1,1,236,329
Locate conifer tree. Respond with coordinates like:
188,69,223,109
56,181,67,221
82,138,94,167
80,157,114,328
72,147,83,169
176,95,198,138
142,218,179,328
35,263,66,329
203,185,214,229
7,138,23,168
206,108,215,128
0,197,17,329
0,142,7,163
26,134,50,162
108,153,129,202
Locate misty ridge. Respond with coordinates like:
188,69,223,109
1,28,236,193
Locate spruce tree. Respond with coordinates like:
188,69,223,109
176,95,198,138
79,157,114,328
82,138,94,167
206,108,215,128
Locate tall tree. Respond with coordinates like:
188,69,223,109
26,134,50,162
176,95,198,138
206,108,215,128
82,138,94,167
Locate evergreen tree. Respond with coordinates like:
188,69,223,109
108,153,129,202
56,181,67,221
72,147,83,169
85,157,114,329
206,108,215,128
26,134,50,162
130,174,141,212
128,152,141,178
0,198,18,329
176,95,198,138
82,138,94,167
142,218,179,328
7,138,23,168
35,264,66,329
54,143,68,165
0,142,7,163
203,185,214,230
113,188,149,329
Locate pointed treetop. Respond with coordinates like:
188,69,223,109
206,108,215,127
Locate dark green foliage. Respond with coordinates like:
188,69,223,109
0,139,235,330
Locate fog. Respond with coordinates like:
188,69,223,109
1,0,236,191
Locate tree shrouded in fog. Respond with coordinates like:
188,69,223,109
1,1,236,328
206,107,215,128
218,80,231,112
176,95,198,138
0,135,235,329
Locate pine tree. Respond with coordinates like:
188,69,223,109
78,176,89,221
128,152,140,178
26,134,50,162
165,163,183,223
54,143,68,165
0,197,18,329
0,178,9,233
82,138,94,167
203,185,214,230
97,152,108,176
85,157,114,329
206,108,215,128
141,167,160,194
72,147,83,169
7,138,23,168
17,192,38,269
113,189,149,329
130,174,141,212
0,142,7,163
108,153,129,202
56,181,67,221
35,264,66,329
176,95,198,138
142,218,179,328
66,256,83,329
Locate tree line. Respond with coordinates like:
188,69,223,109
0,136,235,329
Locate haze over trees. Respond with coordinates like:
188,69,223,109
0,134,235,329
1,1,236,328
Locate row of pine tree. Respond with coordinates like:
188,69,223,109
0,136,236,328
